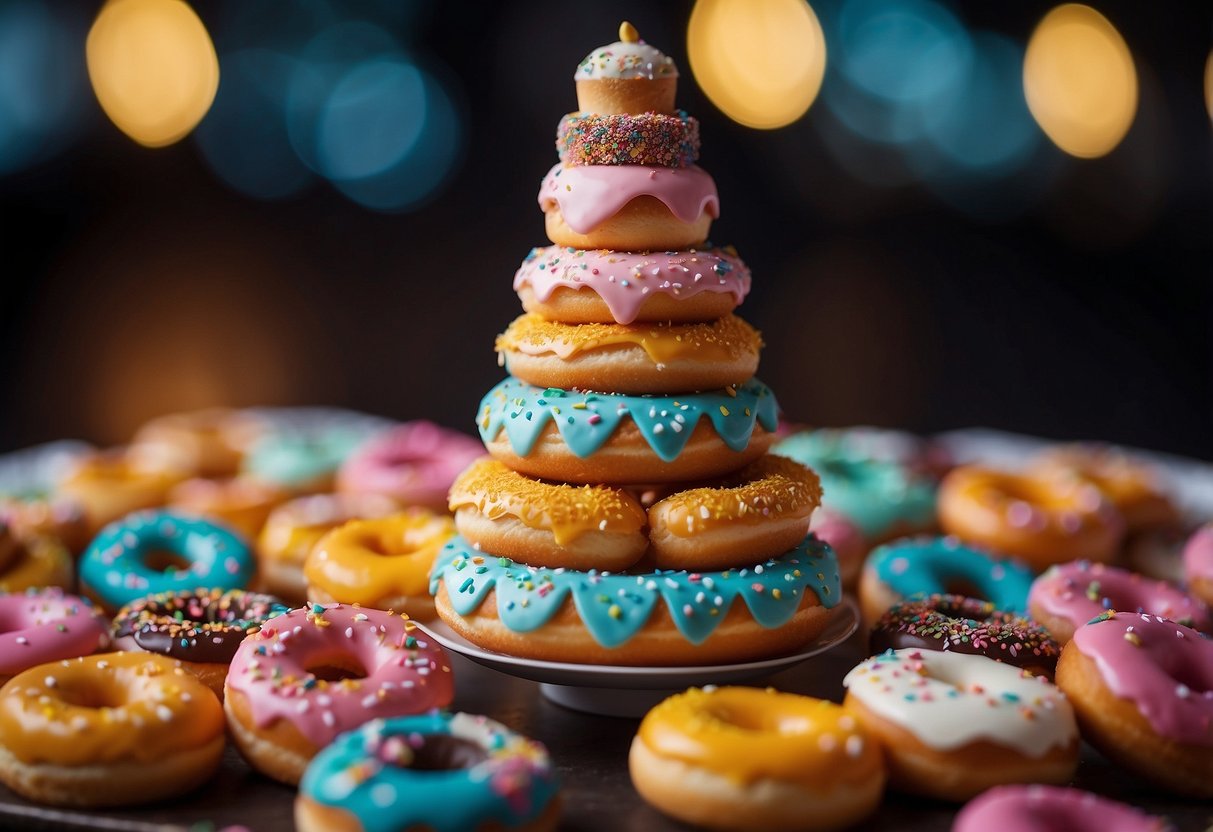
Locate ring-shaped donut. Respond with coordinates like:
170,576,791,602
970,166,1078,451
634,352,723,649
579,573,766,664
79,510,256,612
1028,444,1179,533
296,712,561,832
0,588,109,685
337,421,484,511
954,785,1172,832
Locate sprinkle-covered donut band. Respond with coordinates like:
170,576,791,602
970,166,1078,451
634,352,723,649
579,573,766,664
557,111,700,167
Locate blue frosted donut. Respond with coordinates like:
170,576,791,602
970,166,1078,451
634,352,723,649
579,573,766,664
296,712,560,832
859,536,1034,622
242,429,367,492
79,510,255,611
772,430,936,540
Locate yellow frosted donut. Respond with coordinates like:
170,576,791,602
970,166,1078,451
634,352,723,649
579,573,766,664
448,459,648,571
0,526,72,592
57,450,186,537
304,510,455,619
0,652,225,807
630,687,884,831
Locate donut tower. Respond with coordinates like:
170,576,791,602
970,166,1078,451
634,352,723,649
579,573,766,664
433,23,842,665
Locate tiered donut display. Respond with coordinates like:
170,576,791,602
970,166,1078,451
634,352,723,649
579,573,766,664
430,22,843,668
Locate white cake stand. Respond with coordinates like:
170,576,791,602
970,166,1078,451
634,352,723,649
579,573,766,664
418,598,859,717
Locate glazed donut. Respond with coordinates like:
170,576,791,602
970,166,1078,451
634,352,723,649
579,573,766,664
1028,560,1210,644
224,604,455,786
574,26,678,115
111,588,290,698
771,430,936,542
336,421,483,511
296,713,561,832
557,111,699,167
843,648,1079,800
242,429,366,494
479,377,778,484
937,465,1124,570
0,588,109,686
647,454,821,570
448,458,648,572
0,494,89,554
1182,523,1213,606
630,687,883,832
0,652,224,807
430,534,841,666
954,785,1173,832
131,407,265,478
168,475,287,541
305,510,456,619
858,536,1035,625
79,510,256,613
496,313,762,395
810,508,866,589
514,245,751,326
0,526,72,592
539,164,718,251
1029,444,1179,533
869,594,1060,678
256,493,400,604
1056,611,1213,797
57,449,186,536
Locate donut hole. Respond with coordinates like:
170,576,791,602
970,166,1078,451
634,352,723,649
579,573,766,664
703,705,807,736
54,679,126,709
941,579,984,601
406,735,488,771
305,653,368,683
144,549,192,573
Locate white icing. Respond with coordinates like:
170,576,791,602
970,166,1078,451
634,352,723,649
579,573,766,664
843,648,1076,757
576,41,678,80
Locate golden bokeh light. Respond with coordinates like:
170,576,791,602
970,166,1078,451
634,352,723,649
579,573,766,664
687,0,827,130
86,0,219,148
1205,50,1213,122
1023,4,1137,159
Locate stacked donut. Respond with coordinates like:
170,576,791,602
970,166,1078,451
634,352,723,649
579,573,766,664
432,23,842,666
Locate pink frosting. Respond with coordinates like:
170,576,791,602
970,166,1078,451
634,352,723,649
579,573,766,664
1030,560,1211,632
337,422,483,509
1183,523,1213,583
0,589,109,676
953,784,1172,832
538,163,719,233
1072,612,1213,747
512,245,751,325
226,604,454,747
810,508,866,584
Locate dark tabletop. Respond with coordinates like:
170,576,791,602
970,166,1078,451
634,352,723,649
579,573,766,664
1,629,1210,832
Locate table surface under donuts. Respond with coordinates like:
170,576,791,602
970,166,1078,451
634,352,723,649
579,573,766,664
1,428,1212,831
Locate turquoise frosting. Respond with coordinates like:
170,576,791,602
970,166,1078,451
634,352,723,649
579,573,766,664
477,376,779,462
772,430,936,538
242,429,366,488
79,510,255,609
430,534,841,648
867,536,1034,614
300,712,559,832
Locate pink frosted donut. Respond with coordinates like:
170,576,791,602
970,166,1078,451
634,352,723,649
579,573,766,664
0,588,109,684
224,603,455,785
954,785,1173,832
810,508,866,588
1183,523,1213,606
538,163,720,235
337,422,483,511
1029,560,1211,643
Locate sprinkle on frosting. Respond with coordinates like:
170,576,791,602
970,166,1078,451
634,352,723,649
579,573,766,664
557,111,700,168
576,31,678,80
1029,560,1211,634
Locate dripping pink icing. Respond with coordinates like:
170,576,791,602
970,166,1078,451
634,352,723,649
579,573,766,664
1183,522,1213,583
0,589,109,676
1029,560,1211,633
538,164,719,233
225,604,453,747
337,421,484,509
953,784,1172,832
512,245,751,325
1071,612,1213,747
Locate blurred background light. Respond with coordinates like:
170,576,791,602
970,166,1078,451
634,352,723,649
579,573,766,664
1205,49,1212,122
1023,3,1137,159
687,0,827,130
317,59,425,181
0,1,88,175
86,0,219,148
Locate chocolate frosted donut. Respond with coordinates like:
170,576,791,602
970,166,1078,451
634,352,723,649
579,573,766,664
870,594,1060,677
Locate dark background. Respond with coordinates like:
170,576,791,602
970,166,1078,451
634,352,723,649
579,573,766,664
1,0,1210,458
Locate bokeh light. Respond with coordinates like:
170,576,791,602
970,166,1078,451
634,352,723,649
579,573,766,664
86,0,219,148
1023,4,1137,159
1205,50,1213,123
687,0,827,130
317,59,426,181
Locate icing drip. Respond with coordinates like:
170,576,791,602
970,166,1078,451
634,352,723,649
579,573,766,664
538,163,719,234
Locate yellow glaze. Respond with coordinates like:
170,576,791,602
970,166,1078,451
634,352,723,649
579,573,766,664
950,467,1107,527
259,494,401,565
496,312,761,364
304,510,455,604
638,686,881,789
0,652,223,766
449,459,646,545
653,455,822,537
0,534,72,592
